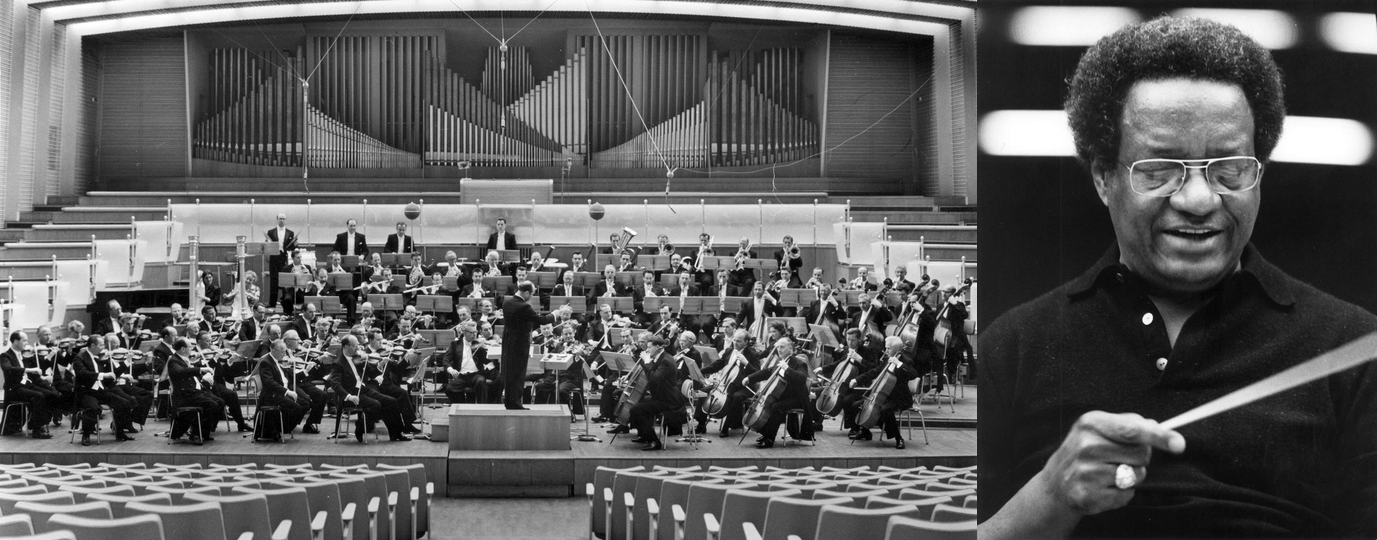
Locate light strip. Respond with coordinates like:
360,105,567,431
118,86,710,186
980,110,1373,166
67,0,955,36
1007,6,1140,47
1320,12,1377,55
1170,8,1298,50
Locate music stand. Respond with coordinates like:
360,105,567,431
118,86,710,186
745,258,774,271
613,272,638,289
328,272,354,290
573,272,602,289
390,275,408,290
838,290,864,307
643,254,671,270
417,295,453,314
481,276,513,293
722,297,748,313
780,289,819,308
548,296,587,314
278,272,310,290
767,316,810,337
496,250,521,263
882,291,905,308
527,271,558,289
420,330,455,351
657,274,678,289
809,324,840,371
675,353,711,446
340,255,362,271
304,296,343,315
606,297,634,314
643,297,670,315
236,340,262,362
594,253,619,270
454,297,479,312
441,276,462,292
599,351,636,373
380,253,408,267
679,297,705,316
575,359,601,442
693,345,720,365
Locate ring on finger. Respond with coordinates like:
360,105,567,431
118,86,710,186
1114,463,1137,489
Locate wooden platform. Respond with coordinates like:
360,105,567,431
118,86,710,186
450,404,571,451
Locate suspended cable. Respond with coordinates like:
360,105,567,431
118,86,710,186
583,1,671,176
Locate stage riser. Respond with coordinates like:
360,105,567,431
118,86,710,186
887,228,977,244
851,211,975,225
0,246,99,261
20,210,168,224
22,228,134,243
81,195,471,206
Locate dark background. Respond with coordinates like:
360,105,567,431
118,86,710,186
978,0,1377,324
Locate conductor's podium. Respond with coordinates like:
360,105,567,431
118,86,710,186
448,403,571,451
447,404,574,497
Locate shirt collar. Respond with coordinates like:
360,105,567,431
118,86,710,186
1067,243,1295,307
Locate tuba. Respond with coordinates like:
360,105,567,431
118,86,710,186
615,227,638,260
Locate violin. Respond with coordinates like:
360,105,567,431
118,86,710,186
857,356,906,429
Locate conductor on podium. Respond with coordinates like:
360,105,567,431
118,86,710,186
501,280,539,410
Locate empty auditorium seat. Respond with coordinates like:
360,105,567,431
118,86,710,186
45,513,164,540
883,514,975,540
15,500,113,533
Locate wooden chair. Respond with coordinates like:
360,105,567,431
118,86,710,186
45,514,164,540
15,500,112,533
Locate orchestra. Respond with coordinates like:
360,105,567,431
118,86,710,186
0,224,972,453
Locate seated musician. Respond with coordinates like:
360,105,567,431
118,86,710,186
664,253,686,280
939,284,974,369
567,251,589,275
628,335,685,451
655,234,675,256
107,336,154,432
362,252,386,282
671,330,710,435
847,291,892,342
803,284,843,334
443,321,496,403
702,329,761,437
331,335,415,441
892,266,918,294
646,305,677,338
848,266,879,293
36,325,77,425
737,282,781,341
93,300,124,337
550,304,585,342
434,250,473,318
255,339,310,438
324,251,360,323
593,265,626,300
773,235,803,276
165,337,225,443
480,250,508,278
599,328,642,432
1,331,59,438
844,336,917,449
528,251,548,273
634,269,665,325
282,330,328,434
710,318,738,351
354,301,381,333
194,331,253,433
199,271,222,307
816,328,882,431
767,268,802,317
616,252,636,273
306,268,331,298
403,252,426,305
115,316,146,350
529,323,587,419
71,336,135,445
291,302,322,344
504,266,532,303
804,267,827,290
169,303,191,327
477,322,500,350
278,250,312,316
476,299,502,325
373,340,423,435
742,337,812,448
453,305,473,326
727,254,756,297
551,270,582,298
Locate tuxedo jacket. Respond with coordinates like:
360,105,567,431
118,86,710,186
592,280,627,300
485,232,519,252
385,234,414,254
550,284,584,298
0,349,25,391
266,228,298,265
736,296,780,332
333,232,370,258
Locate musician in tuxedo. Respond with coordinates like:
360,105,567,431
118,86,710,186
71,336,136,445
500,281,540,410
616,252,636,273
737,282,780,341
281,330,328,433
442,321,496,403
149,326,179,419
702,329,760,437
593,265,627,300
435,250,474,313
361,252,386,284
475,299,502,325
533,323,587,418
940,285,974,370
634,269,665,324
742,338,812,448
36,326,76,418
479,250,510,280
668,272,700,299
403,252,426,306
485,218,518,252
165,337,225,443
848,266,880,292
527,251,549,274
710,318,738,351
291,303,321,344
671,330,710,434
627,335,685,451
803,284,843,334
567,251,589,275
773,235,804,275
278,250,312,317
195,331,253,432
367,330,421,433
584,304,614,352
597,328,641,428
385,222,414,254
255,339,310,438
819,328,882,432
1,331,58,438
891,265,919,295
503,266,532,303
239,304,266,342
550,304,585,342
654,234,676,256
92,300,125,337
333,219,370,259
847,292,892,342
265,213,298,309
646,305,677,338
845,336,917,449
551,270,583,299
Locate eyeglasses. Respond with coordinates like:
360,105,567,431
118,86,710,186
1123,156,1262,197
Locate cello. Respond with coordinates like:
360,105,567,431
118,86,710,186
613,354,651,426
742,355,791,432
814,343,861,417
857,356,906,429
701,340,755,417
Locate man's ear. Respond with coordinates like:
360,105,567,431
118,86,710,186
1090,159,1113,207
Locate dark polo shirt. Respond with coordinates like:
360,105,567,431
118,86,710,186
979,244,1377,537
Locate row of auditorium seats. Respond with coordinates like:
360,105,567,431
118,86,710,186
0,461,432,540
587,464,976,540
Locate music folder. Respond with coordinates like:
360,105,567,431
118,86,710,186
441,276,462,292
278,273,310,289
235,340,262,361
328,273,354,289
540,353,576,371
643,254,671,270
380,253,409,267
340,255,361,270
605,297,634,314
496,249,521,263
137,340,159,354
643,296,669,313
527,271,558,289
417,295,453,313
680,352,705,384
547,296,586,313
809,324,839,350
599,351,636,372
481,275,513,292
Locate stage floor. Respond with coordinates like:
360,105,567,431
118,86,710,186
0,396,977,499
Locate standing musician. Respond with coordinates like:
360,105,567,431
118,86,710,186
71,336,137,445
329,335,413,442
1,331,58,438
844,336,917,449
773,235,804,275
485,217,518,252
737,282,780,342
628,335,684,451
255,339,310,439
194,331,253,433
165,337,225,444
701,329,761,437
333,219,370,259
223,271,262,310
819,328,882,433
265,213,298,311
199,271,222,308
442,321,496,403
742,337,811,448
500,280,540,410
282,330,329,434
385,222,414,254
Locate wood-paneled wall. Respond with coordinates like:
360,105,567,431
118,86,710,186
96,38,188,179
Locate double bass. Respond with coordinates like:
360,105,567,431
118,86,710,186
857,356,905,429
613,355,651,426
932,279,974,358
